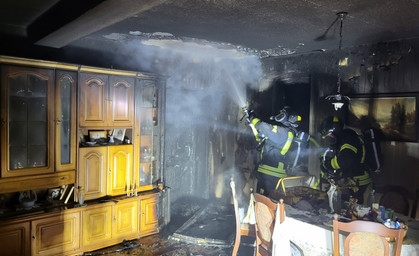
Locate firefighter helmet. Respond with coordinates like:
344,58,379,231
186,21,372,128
320,116,344,138
273,107,301,128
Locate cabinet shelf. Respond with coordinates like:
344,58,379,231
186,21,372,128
79,143,132,148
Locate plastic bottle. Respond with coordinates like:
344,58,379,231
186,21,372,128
367,189,376,207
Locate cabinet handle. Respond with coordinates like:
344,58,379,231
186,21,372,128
32,235,35,240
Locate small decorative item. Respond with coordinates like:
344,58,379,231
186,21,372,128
112,128,126,142
89,130,107,142
64,186,74,204
79,130,86,143
77,186,86,206
109,135,114,143
19,190,37,210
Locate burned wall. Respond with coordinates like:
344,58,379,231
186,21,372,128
261,37,419,197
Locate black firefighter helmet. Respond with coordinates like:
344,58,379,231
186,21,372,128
272,107,301,128
320,116,344,139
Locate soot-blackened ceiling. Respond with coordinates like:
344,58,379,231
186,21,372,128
1,0,419,57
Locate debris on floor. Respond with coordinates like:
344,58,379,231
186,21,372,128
83,234,231,256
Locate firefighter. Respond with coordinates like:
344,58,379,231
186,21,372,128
242,106,304,195
319,116,372,204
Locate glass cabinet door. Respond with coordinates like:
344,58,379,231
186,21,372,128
55,70,77,171
1,66,54,177
136,78,164,190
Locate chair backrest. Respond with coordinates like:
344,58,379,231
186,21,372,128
254,193,284,256
333,214,405,256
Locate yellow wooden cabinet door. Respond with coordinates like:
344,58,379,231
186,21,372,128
113,200,138,237
78,73,108,127
0,221,30,256
82,206,112,247
140,195,159,235
108,75,134,127
31,212,80,256
78,147,108,201
108,145,133,196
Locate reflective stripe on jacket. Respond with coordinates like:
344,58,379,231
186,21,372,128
354,171,371,186
257,163,287,178
329,136,366,173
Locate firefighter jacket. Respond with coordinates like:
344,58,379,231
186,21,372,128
323,129,371,187
250,118,295,178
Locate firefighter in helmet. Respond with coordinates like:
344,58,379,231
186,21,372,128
319,116,372,204
243,106,308,195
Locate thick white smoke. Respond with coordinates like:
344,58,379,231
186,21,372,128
120,38,265,126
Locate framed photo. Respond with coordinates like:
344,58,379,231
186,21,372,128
88,130,107,142
347,94,417,142
112,128,126,142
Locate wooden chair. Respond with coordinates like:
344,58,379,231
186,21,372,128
254,193,285,256
332,214,405,256
230,178,255,256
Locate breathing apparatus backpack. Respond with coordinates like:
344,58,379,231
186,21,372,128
362,128,384,174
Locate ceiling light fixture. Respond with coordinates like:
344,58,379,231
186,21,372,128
325,11,350,111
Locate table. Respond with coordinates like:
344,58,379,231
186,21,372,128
283,204,419,256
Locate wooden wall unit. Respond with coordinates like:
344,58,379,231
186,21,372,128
0,56,166,256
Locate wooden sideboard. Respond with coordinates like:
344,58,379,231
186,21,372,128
0,192,160,256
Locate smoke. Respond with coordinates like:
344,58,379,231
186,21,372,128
120,38,265,126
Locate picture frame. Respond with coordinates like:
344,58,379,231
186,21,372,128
112,128,126,142
347,94,417,142
88,130,107,142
